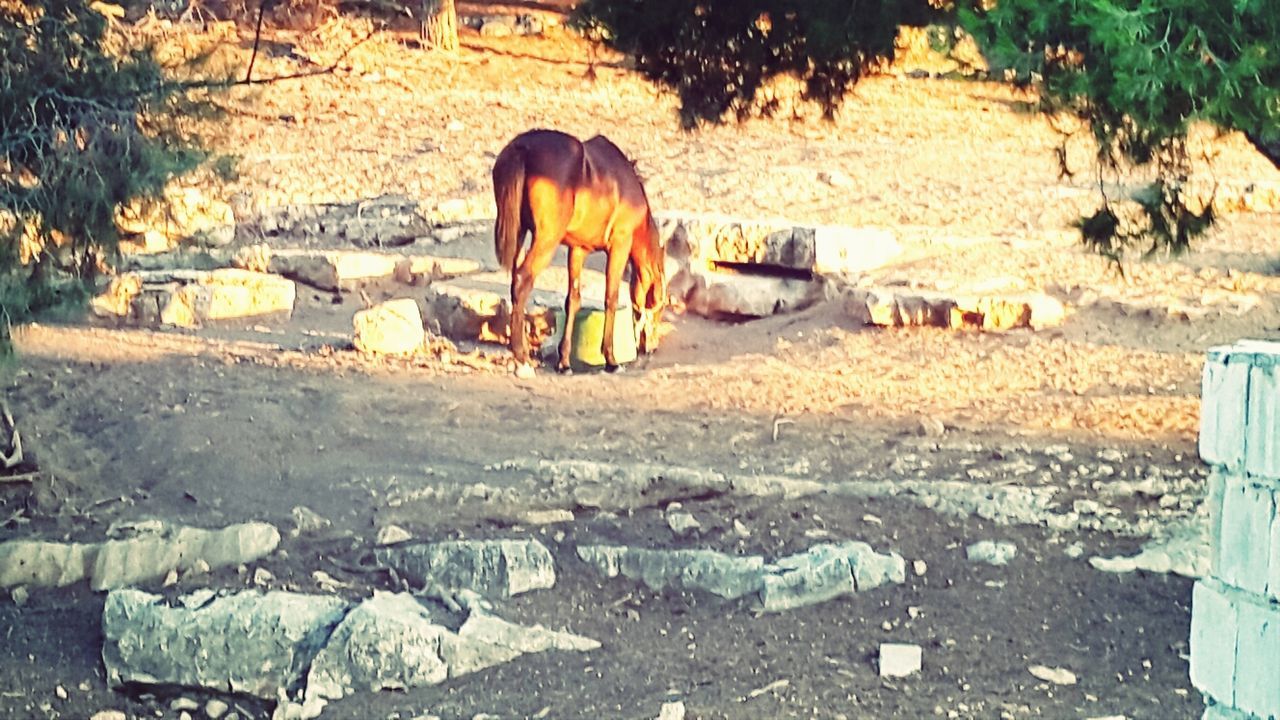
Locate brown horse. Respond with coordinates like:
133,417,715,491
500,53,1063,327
492,129,666,375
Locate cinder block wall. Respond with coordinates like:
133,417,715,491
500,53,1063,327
1193,341,1280,720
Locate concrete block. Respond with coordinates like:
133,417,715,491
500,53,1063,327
1247,363,1280,480
1200,352,1249,469
1207,471,1227,579
1233,596,1280,719
1270,502,1280,603
1216,480,1276,595
1190,580,1239,705
1202,699,1260,720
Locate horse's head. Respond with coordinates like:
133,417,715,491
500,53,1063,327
633,215,667,355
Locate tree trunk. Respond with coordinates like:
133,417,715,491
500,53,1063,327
420,0,458,51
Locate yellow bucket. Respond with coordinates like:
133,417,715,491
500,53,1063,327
547,307,638,368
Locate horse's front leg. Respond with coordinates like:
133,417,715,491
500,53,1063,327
510,239,557,377
558,245,587,374
601,244,630,372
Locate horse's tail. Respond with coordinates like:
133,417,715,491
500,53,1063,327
492,143,526,272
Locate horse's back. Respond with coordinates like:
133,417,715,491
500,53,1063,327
505,129,584,179
582,134,648,207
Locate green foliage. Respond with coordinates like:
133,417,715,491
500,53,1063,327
0,0,218,327
960,0,1280,257
573,0,944,127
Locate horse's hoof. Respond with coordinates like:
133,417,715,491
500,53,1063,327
557,364,574,375
513,364,536,380
605,363,625,374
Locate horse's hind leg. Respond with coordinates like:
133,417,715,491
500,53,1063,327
558,245,586,373
509,232,559,372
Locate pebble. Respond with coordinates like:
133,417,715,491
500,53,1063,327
375,524,413,545
171,697,200,712
205,699,230,719
1028,664,1078,685
54,686,67,701
966,540,1018,566
657,700,686,720
252,567,274,586
879,643,923,677
10,586,28,606
90,712,127,720
912,559,928,576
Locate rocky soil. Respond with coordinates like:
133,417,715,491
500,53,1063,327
2,7,1279,720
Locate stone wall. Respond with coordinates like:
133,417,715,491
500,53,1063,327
1191,340,1280,719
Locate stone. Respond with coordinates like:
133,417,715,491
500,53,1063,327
512,459,730,513
306,592,449,700
107,269,296,328
682,269,825,319
479,19,514,37
656,212,900,277
666,510,701,536
576,546,765,600
818,170,855,189
89,521,281,591
879,643,922,678
0,521,280,590
810,225,901,277
241,249,480,292
845,287,1065,331
290,506,330,537
1089,514,1209,578
424,269,622,345
90,274,144,318
657,701,686,720
520,509,575,525
90,712,127,720
354,299,426,357
0,540,94,588
102,588,349,699
445,611,600,677
375,524,413,546
761,541,906,612
271,696,326,720
205,699,230,719
1028,665,1078,685
116,186,236,250
966,540,1018,566
170,697,200,711
375,539,556,598
579,541,905,611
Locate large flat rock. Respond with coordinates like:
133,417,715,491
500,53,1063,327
577,541,905,611
844,286,1067,331
657,212,901,277
236,247,481,292
91,269,296,329
374,539,556,598
0,521,280,591
103,588,349,699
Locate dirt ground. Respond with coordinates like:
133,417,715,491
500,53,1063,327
3,8,1280,720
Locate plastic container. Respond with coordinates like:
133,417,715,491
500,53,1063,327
544,307,638,369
